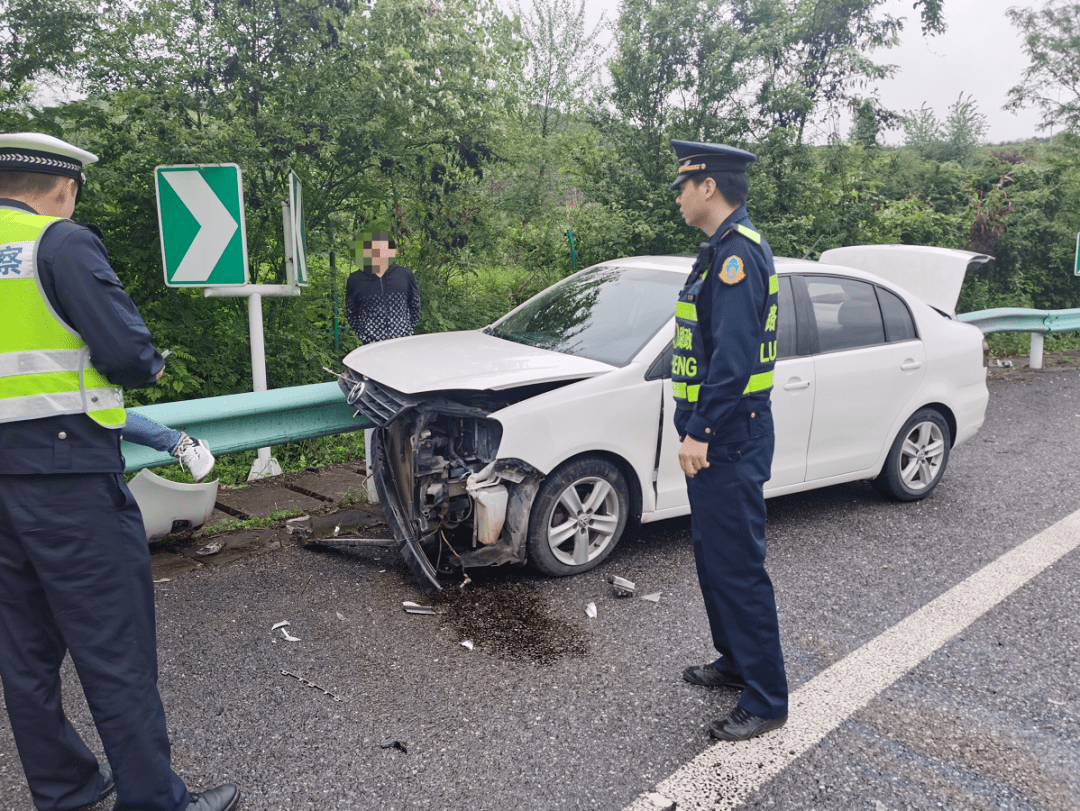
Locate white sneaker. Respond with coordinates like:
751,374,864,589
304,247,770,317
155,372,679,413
172,433,216,483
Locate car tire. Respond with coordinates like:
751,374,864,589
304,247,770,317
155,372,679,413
873,407,951,501
526,456,630,577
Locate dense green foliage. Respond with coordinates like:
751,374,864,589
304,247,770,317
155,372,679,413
4,0,1080,426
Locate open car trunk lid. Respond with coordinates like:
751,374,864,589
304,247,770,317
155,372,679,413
819,245,992,317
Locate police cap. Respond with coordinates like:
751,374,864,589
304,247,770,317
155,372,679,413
669,140,756,190
0,132,98,185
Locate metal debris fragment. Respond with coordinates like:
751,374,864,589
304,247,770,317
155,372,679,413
585,602,597,618
460,640,474,650
607,575,636,597
403,601,435,615
640,592,661,603
380,739,407,753
281,670,346,702
281,628,300,642
195,539,225,557
271,620,291,631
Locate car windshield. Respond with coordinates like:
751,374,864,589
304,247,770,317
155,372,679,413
486,265,686,366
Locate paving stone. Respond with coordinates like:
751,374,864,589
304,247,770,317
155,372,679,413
284,466,371,504
215,480,325,519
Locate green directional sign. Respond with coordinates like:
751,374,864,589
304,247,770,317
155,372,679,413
155,164,249,287
288,171,309,286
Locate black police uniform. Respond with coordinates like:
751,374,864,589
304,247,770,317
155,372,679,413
0,199,192,811
672,203,788,721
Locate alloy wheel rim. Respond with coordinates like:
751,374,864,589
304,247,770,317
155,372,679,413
546,476,620,566
899,421,945,491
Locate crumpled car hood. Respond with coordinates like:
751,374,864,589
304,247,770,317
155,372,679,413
341,330,615,394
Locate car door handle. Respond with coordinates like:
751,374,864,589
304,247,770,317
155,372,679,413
901,360,923,371
783,379,811,391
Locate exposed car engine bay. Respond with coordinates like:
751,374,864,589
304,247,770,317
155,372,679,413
339,369,553,590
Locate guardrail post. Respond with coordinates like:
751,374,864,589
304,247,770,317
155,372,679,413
1030,332,1044,370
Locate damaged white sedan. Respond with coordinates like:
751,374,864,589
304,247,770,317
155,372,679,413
339,245,990,591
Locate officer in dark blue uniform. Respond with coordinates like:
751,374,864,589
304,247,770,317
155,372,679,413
0,133,239,811
667,140,788,741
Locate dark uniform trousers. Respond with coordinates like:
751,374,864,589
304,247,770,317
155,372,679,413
0,472,190,811
683,399,788,719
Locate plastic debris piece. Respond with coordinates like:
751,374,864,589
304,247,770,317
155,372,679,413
336,612,348,621
195,539,225,557
460,640,474,650
333,525,341,537
281,670,346,702
380,740,408,753
640,592,661,603
153,578,172,584
281,628,300,642
585,602,597,618
403,601,435,615
607,575,636,596
271,620,291,631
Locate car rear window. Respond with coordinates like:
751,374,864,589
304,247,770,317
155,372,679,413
487,265,686,366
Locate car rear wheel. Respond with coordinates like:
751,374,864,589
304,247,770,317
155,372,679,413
526,456,630,576
873,407,951,501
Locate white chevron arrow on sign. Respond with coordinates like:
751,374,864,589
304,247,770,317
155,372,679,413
162,171,239,282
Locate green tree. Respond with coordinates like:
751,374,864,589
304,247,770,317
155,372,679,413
1006,1,1080,133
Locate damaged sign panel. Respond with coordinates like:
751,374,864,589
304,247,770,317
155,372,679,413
339,250,990,591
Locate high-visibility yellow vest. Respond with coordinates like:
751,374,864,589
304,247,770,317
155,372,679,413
0,207,126,428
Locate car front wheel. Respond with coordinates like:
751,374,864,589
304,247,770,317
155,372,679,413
873,407,951,501
526,456,630,577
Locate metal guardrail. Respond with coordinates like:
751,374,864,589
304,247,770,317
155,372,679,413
122,381,371,473
123,305,1080,473
958,307,1080,370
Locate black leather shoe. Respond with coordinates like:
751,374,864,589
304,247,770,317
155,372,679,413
682,663,746,688
709,707,787,741
74,764,114,810
187,784,240,811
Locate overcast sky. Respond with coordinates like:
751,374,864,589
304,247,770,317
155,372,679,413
559,0,1047,145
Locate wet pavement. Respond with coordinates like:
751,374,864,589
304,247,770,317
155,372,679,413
1,352,1079,811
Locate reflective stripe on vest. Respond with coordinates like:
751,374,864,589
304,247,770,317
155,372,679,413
0,209,126,428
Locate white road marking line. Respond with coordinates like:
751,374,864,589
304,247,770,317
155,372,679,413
626,507,1080,811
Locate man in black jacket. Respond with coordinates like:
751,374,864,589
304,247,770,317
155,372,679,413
344,230,421,344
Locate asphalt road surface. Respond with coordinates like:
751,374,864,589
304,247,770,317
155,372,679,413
1,361,1078,811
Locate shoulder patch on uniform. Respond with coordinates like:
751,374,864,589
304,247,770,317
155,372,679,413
719,255,746,285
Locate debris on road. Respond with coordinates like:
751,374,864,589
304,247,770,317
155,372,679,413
640,592,661,603
271,620,291,630
336,611,348,621
281,669,346,702
281,627,300,642
380,739,408,753
607,575,636,597
585,602,597,619
285,516,312,541
403,601,435,615
460,640,474,650
195,539,225,557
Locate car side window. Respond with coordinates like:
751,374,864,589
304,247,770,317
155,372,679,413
805,276,885,352
876,286,918,342
777,275,796,359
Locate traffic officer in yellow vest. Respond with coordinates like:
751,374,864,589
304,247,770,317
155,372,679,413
0,133,239,811
668,140,788,741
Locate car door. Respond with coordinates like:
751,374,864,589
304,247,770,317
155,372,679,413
799,274,926,481
652,274,812,508
767,275,814,490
